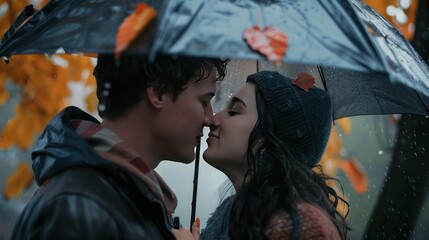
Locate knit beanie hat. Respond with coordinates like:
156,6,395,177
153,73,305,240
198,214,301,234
247,71,332,168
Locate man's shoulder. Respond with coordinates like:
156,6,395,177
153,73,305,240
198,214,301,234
42,167,114,195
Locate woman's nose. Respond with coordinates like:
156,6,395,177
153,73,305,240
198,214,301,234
210,111,225,130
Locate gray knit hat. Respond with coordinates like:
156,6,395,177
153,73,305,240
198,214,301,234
247,71,332,168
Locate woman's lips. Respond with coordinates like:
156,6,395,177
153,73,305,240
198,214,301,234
206,132,219,143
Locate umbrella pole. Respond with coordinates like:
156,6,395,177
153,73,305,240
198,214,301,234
190,142,201,228
316,66,328,91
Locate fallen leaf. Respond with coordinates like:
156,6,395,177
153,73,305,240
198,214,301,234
292,72,315,92
243,25,288,63
115,3,157,59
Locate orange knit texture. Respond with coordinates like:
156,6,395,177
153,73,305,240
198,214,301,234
265,202,341,240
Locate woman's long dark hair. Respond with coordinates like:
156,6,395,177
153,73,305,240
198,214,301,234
228,87,350,240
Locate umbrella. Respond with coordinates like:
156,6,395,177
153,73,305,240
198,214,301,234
1,0,429,118
1,0,429,228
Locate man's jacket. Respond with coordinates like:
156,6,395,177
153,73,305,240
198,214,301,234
12,107,176,240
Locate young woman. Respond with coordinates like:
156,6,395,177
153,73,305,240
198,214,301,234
201,71,349,240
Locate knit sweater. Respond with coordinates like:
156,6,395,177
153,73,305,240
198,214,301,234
201,195,341,240
265,202,341,240
201,195,234,240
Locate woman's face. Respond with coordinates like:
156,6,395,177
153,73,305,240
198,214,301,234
203,83,259,175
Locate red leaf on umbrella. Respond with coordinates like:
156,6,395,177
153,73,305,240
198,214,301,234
292,72,315,92
243,26,288,63
115,3,157,60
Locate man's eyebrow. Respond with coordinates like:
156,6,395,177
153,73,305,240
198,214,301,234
229,96,247,107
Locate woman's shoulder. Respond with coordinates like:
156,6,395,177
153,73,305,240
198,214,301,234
265,202,341,240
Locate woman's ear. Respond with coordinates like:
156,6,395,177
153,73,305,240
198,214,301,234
146,87,163,109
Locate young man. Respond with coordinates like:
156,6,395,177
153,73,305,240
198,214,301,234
12,55,228,239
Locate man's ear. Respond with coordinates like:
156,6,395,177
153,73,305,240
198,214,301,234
146,87,164,109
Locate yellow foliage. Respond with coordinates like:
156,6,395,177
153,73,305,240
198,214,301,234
4,162,34,199
0,81,8,105
317,118,368,216
364,0,418,40
0,1,98,149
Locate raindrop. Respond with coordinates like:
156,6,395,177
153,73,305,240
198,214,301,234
386,5,397,16
378,150,384,155
103,90,109,96
395,10,408,24
98,104,106,112
104,82,112,89
399,0,411,9
111,5,121,12
338,133,342,137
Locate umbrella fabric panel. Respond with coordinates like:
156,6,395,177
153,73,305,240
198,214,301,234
212,60,257,113
214,60,429,120
0,0,168,56
162,0,384,73
322,67,429,119
351,0,429,102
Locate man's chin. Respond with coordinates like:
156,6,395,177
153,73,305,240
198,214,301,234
178,153,196,164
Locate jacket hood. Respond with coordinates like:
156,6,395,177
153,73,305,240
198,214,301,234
32,106,113,185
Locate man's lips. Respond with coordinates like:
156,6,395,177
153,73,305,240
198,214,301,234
208,132,219,138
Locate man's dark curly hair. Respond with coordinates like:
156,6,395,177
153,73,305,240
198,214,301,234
93,54,229,119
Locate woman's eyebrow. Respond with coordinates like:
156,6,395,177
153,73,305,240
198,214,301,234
229,96,247,107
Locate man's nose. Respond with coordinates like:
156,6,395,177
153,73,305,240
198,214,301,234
203,104,214,126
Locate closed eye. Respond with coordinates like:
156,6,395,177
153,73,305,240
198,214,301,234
201,101,210,107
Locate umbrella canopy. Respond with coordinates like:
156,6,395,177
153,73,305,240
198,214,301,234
0,0,429,119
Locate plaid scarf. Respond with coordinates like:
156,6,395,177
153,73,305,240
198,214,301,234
69,119,177,217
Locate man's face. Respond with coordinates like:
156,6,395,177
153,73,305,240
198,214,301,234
153,69,217,163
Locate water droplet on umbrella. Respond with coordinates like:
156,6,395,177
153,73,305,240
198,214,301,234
112,5,121,12
3,56,10,63
378,150,384,155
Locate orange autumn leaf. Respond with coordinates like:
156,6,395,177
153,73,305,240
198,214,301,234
86,86,98,113
342,159,368,193
336,118,351,134
243,25,288,63
0,83,8,105
4,162,34,199
292,72,315,92
115,3,157,59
